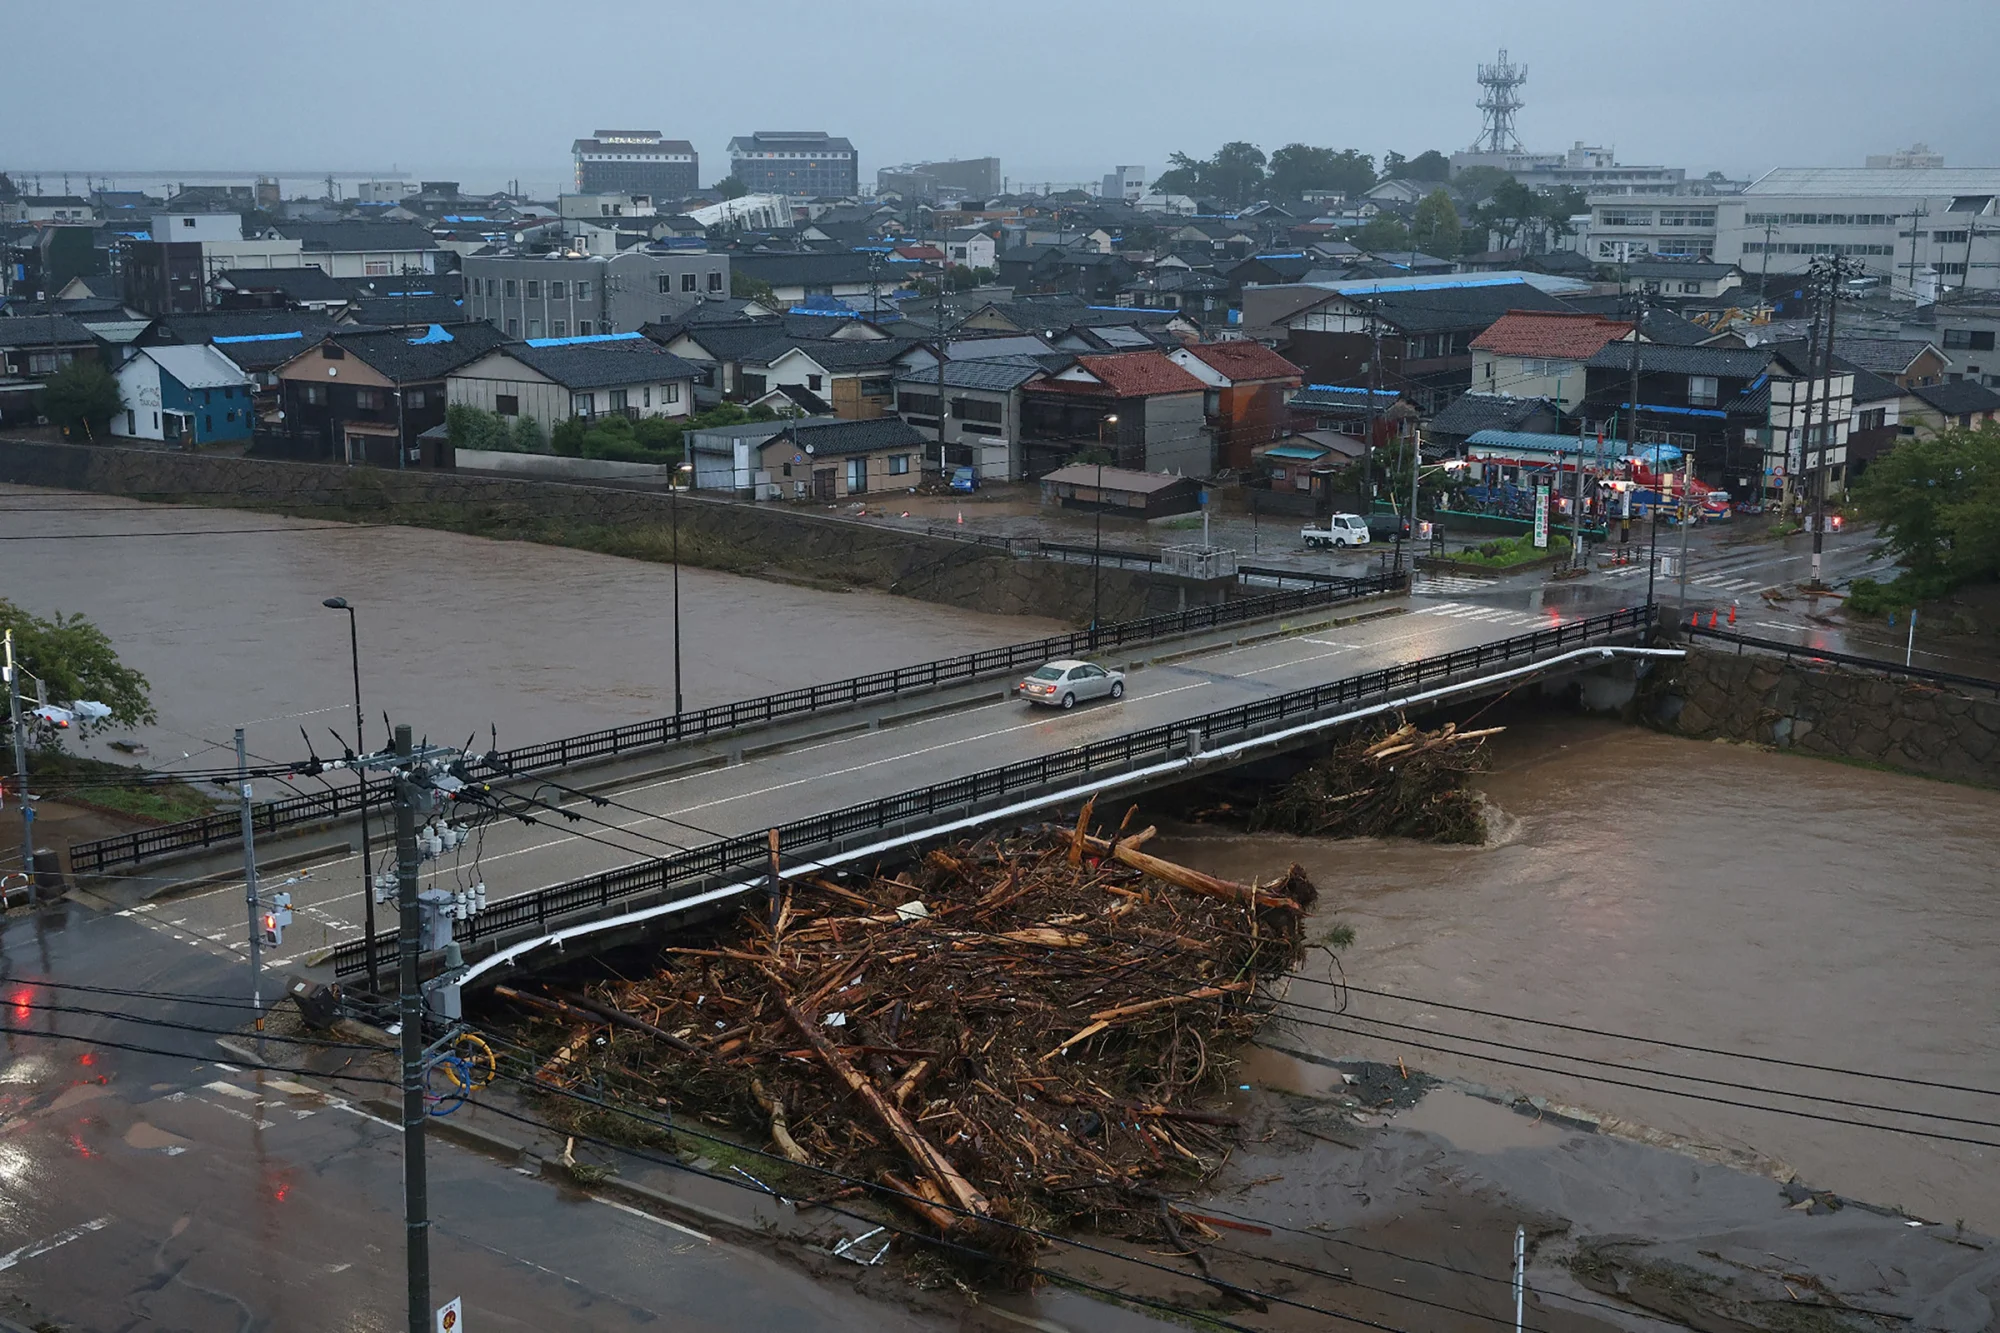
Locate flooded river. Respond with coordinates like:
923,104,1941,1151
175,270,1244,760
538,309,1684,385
1159,716,2000,1235
0,485,1053,771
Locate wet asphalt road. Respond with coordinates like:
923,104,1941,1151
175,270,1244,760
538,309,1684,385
0,903,948,1333
106,594,1623,972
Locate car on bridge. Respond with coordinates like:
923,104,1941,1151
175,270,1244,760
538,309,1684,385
1017,660,1126,709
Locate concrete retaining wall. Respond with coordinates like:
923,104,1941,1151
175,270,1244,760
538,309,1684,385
0,439,1240,627
1647,642,2000,785
454,449,678,482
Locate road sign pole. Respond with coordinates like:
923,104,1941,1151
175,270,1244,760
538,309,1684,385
236,728,263,1057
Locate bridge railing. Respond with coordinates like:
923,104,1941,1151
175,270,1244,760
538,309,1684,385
72,569,1404,876
330,604,1651,980
1683,625,2000,695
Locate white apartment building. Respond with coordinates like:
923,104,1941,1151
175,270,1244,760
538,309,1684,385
1715,168,2000,296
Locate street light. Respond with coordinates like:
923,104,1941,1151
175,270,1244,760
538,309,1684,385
1091,415,1117,648
669,462,694,720
321,596,378,993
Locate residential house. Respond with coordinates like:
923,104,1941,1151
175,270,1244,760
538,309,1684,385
1251,433,1367,500
274,322,510,468
1845,368,1903,475
891,356,1046,477
447,333,703,439
1610,260,1745,301
1929,302,2000,387
1285,384,1416,452
1037,464,1202,519
138,308,342,404
755,417,932,500
685,416,837,494
268,220,441,278
210,266,354,314
464,249,730,339
1902,380,2000,435
1468,310,1633,412
944,226,999,271
727,251,883,305
0,314,101,425
1020,351,1210,477
16,196,93,224
1833,337,1947,389
742,336,914,419
1165,340,1304,470
1279,279,1576,412
1423,392,1562,455
110,344,255,445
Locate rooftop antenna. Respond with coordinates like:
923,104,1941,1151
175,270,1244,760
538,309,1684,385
1473,48,1528,154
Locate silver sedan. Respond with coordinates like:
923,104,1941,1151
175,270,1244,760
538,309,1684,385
1017,659,1126,709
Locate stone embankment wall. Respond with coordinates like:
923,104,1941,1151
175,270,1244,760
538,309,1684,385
1648,642,2000,785
0,440,1238,627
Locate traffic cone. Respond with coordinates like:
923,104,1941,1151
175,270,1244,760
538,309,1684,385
1728,602,1737,625
1708,610,1718,629
956,509,964,525
1689,612,1699,629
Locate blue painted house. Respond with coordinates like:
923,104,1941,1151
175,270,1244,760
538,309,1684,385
112,344,257,444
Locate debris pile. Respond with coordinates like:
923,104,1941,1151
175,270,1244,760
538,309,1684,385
1249,719,1502,843
502,804,1318,1262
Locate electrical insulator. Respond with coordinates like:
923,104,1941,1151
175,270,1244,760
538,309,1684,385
472,881,487,912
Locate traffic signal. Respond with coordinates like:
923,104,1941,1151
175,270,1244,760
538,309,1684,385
262,892,294,946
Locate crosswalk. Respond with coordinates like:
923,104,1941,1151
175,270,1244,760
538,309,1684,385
1412,573,1500,596
1599,564,1768,595
1414,601,1567,630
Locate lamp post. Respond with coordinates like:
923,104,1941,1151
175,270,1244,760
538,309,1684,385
320,597,378,993
670,462,693,719
1092,415,1116,648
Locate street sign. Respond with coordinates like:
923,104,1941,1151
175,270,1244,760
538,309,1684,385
1532,484,1550,549
436,1297,463,1332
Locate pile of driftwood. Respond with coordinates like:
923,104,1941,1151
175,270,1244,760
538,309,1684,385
498,802,1315,1264
1250,719,1503,843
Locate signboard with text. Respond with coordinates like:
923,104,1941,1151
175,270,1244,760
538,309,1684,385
1533,484,1550,548
436,1297,463,1333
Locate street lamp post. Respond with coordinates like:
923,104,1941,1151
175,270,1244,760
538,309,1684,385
670,462,693,720
1092,415,1116,648
320,596,378,993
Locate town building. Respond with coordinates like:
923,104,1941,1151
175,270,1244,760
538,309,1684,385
754,417,931,499
1469,309,1633,412
877,158,1000,202
462,249,730,339
571,131,699,200
891,356,1046,479
727,131,858,198
724,251,882,305
1100,167,1147,203
1902,379,2000,434
1164,341,1304,471
447,333,703,439
1019,351,1210,477
1038,464,1202,520
110,344,255,445
0,314,102,426
273,322,510,468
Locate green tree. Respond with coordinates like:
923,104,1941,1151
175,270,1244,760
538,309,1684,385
1448,165,1514,206
1475,179,1542,250
1403,150,1451,182
1267,144,1375,199
1151,152,1207,197
41,359,123,441
0,598,155,747
1541,186,1590,241
1849,424,2000,607
731,272,778,307
509,414,548,454
1150,142,1269,207
1350,215,1411,254
1410,190,1462,257
716,176,747,200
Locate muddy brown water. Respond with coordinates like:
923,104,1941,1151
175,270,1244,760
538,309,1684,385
1156,716,2000,1237
0,484,1056,776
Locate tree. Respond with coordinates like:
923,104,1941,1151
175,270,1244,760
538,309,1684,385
0,598,155,748
1541,186,1589,241
1410,190,1462,257
1150,142,1269,207
1849,424,2000,608
1448,165,1514,206
1350,215,1411,254
1268,144,1375,200
716,176,747,200
1475,179,1541,250
731,272,778,307
41,359,123,441
1151,152,1206,197
1404,150,1451,182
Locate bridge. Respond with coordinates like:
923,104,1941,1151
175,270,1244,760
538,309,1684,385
100,594,1658,991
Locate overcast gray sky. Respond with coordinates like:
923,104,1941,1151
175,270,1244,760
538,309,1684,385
6,0,1997,196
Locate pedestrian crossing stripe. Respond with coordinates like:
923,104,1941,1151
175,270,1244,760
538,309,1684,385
1412,574,1499,596
1415,602,1567,629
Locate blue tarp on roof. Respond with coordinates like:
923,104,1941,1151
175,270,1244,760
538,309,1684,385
213,330,304,344
523,330,644,348
1467,429,1685,462
406,324,454,345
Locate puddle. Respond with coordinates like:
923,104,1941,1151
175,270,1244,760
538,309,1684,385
1235,1045,1353,1098
1392,1087,1568,1152
124,1121,191,1152
49,1083,115,1112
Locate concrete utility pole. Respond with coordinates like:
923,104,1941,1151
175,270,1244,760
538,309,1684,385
1570,418,1587,569
1903,204,1929,298
4,631,33,883
392,723,432,1333
1791,264,1825,520
1811,256,1852,587
1363,296,1382,504
235,729,264,1051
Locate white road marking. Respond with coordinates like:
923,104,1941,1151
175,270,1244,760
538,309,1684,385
267,1079,321,1098
594,1196,711,1242
330,1100,398,1131
204,1080,259,1100
0,1217,111,1272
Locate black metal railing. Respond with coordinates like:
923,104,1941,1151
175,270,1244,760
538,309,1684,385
1683,625,2000,694
72,570,1404,876
330,605,1651,980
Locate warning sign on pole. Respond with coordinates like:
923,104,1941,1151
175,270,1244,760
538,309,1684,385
1533,484,1550,549
436,1297,463,1332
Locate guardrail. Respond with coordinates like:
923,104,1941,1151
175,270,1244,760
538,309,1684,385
1683,625,2000,694
71,568,1405,876
330,605,1651,980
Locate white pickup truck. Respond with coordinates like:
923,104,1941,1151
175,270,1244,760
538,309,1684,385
1301,514,1371,548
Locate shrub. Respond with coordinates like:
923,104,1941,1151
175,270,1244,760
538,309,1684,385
42,359,123,440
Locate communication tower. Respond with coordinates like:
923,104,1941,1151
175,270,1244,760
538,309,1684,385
1472,49,1528,154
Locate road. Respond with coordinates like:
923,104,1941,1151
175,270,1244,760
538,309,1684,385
0,903,953,1333
95,595,1613,971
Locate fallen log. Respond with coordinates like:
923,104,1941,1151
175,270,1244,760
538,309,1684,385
549,986,700,1054
1083,837,1301,911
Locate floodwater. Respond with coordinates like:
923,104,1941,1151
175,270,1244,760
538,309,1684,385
1158,717,2000,1235
0,484,1055,773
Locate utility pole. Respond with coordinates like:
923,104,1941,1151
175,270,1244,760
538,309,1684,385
1627,292,1650,600
1363,297,1382,505
1570,418,1586,569
393,723,431,1333
4,631,33,883
936,271,949,479
1790,262,1825,521
1903,204,1929,297
1757,217,1777,299
235,729,264,1054
1810,256,1850,587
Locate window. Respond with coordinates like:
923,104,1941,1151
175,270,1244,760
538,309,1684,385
898,391,941,417
1937,263,1968,276
1935,230,1970,245
576,281,591,300
1599,209,1653,227
301,383,326,405
609,388,628,411
1688,375,1718,407
504,279,518,298
1657,208,1716,228
407,389,427,409
526,280,541,299
641,385,651,408
552,320,567,338
887,454,911,475
859,376,893,397
665,382,681,404
549,281,566,299
365,260,390,276
1857,407,1886,431
657,275,673,294
708,271,723,292
323,344,346,359
806,374,823,391
951,396,1003,424
578,320,593,336
681,272,697,292
573,392,596,416
506,318,520,336
354,388,382,410
181,216,196,228
527,319,544,339
495,394,519,416
846,458,867,491
1681,282,1700,293
1944,329,1996,350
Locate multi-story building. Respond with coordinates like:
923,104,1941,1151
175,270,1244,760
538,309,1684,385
874,157,1001,202
462,248,730,339
1100,167,1147,203
1583,194,1724,264
571,131,700,201
1453,143,1692,196
1712,167,2000,296
727,131,858,198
